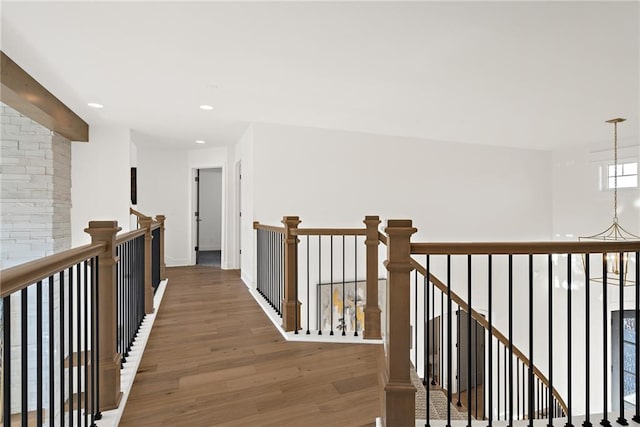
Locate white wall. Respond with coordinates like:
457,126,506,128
136,144,190,266
71,126,131,246
241,122,552,285
198,168,223,251
134,142,238,268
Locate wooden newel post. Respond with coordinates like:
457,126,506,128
282,216,301,332
85,221,123,411
364,215,382,339
382,219,416,427
138,216,155,314
155,214,166,280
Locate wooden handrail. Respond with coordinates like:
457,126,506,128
151,221,160,231
292,228,366,236
116,228,146,245
0,242,107,298
378,231,387,245
129,207,150,220
253,222,286,234
412,240,640,255
253,221,367,237
410,257,569,414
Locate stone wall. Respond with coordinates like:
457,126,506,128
0,103,72,268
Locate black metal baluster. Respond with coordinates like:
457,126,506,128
341,235,345,336
504,344,507,422
488,254,493,426
522,360,526,418
318,236,322,335
566,254,572,427
617,252,627,426
415,268,418,367
69,267,74,427
517,360,520,419
509,254,513,427
306,235,310,335
94,257,101,422
330,235,334,336
498,340,501,421
77,264,82,427
584,254,592,427
529,254,534,427
21,288,28,427
90,260,97,427
635,251,640,424
49,276,55,427
467,254,472,427
425,255,430,427
548,254,554,427
3,295,10,427
602,253,611,427
354,236,358,337
84,261,90,427
37,281,43,426
60,271,66,427
431,271,437,385
441,289,444,390
447,254,452,427
457,305,461,407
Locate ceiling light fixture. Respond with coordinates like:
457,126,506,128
195,140,206,144
199,105,214,111
579,118,638,285
87,102,104,109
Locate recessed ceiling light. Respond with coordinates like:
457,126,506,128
88,102,104,108
199,105,214,111
195,140,206,144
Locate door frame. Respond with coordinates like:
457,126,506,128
189,164,226,266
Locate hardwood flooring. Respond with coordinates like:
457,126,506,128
119,266,383,427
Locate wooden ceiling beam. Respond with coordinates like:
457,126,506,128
1,51,89,142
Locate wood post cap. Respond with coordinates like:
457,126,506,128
386,219,413,228
86,220,121,231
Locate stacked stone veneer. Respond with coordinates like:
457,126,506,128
1,103,72,416
1,102,71,268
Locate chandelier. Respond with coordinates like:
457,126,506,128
579,118,638,286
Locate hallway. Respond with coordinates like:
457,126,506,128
119,266,382,426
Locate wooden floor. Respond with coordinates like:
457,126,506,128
120,266,383,427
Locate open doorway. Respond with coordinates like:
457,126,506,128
195,168,223,267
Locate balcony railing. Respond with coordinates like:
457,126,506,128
0,213,166,426
254,216,640,427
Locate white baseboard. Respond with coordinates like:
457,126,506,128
240,271,253,289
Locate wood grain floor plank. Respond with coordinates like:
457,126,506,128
119,266,383,427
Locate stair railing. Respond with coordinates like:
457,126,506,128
0,214,166,424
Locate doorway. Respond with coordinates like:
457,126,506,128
195,168,223,267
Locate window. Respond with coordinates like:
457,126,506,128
608,162,638,189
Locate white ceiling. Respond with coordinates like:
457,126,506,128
1,1,638,150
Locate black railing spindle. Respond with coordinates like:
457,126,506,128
548,254,554,427
488,254,493,426
37,280,43,426
21,288,28,426
447,255,452,427
529,254,534,426
584,254,591,427
602,255,611,427
616,252,627,426
2,295,10,427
